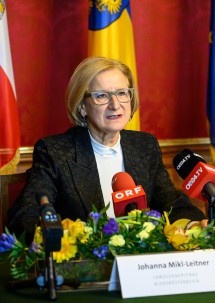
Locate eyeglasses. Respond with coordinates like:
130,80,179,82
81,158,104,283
85,88,134,105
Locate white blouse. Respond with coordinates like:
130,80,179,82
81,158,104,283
89,132,125,218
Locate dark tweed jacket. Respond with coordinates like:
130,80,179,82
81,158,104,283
7,126,206,240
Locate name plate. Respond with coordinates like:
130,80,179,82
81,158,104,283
108,249,215,298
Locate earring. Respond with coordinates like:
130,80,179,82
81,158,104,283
81,115,87,127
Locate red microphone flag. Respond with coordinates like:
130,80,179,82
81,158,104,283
182,162,215,201
112,172,147,217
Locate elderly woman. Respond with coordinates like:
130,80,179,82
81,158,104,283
7,56,207,241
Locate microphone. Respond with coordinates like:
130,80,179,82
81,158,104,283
36,190,64,300
173,148,215,204
111,172,147,217
36,190,63,252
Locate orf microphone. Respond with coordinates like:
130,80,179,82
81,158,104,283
111,172,147,217
36,190,63,252
173,149,215,203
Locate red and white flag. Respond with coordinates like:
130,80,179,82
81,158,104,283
0,1,20,174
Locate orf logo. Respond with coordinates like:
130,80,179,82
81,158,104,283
0,0,5,20
113,186,144,201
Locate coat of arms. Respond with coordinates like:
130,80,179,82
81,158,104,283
0,0,5,20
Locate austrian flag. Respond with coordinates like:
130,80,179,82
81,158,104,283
0,2,20,174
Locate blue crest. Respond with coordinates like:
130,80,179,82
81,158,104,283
89,0,131,31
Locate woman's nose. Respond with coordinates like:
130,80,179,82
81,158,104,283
108,95,120,110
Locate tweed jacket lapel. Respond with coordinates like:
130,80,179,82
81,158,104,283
120,130,150,197
67,128,105,214
121,132,138,175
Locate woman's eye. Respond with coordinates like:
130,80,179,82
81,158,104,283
96,93,108,99
117,90,126,96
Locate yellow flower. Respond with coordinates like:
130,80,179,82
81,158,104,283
79,226,93,243
84,225,93,235
33,226,43,245
0,4,5,14
53,233,77,263
125,209,143,226
185,226,202,238
136,222,156,240
62,218,85,238
136,230,149,240
127,209,142,217
143,222,155,233
163,212,203,250
32,218,91,263
60,218,87,245
109,235,125,247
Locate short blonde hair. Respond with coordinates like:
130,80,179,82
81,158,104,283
65,56,139,126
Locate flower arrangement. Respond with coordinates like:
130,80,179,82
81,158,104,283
0,204,215,281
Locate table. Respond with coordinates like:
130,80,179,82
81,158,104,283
1,263,215,303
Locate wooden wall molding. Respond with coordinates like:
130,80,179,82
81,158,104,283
158,137,210,147
17,140,213,173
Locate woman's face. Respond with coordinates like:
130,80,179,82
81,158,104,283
81,68,131,144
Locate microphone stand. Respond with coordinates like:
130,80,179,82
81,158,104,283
40,251,81,299
6,240,61,300
44,250,57,300
7,209,62,300
203,183,215,223
7,208,81,299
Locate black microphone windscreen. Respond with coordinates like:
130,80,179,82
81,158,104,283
173,148,206,180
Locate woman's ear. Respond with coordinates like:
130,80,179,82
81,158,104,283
78,103,86,118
